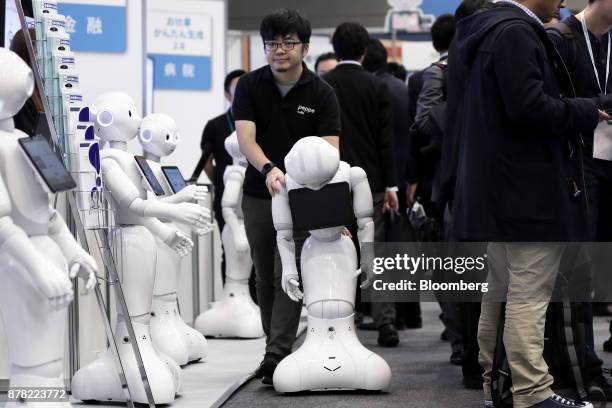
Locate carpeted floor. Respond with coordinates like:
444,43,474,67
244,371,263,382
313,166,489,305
223,303,612,408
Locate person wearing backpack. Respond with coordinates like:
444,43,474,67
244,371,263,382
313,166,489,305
452,0,612,406
546,0,612,402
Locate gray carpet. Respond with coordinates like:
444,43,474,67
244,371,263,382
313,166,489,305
223,303,612,408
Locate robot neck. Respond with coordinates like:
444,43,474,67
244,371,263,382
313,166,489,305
144,152,161,163
108,140,127,151
0,117,15,132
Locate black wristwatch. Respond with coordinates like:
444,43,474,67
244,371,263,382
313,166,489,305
261,162,276,177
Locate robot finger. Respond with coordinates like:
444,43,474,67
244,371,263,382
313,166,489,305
359,277,373,290
69,263,81,279
354,268,362,278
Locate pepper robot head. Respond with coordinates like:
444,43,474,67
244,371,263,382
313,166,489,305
284,136,339,190
139,113,179,158
224,131,248,168
0,48,34,121
90,92,141,143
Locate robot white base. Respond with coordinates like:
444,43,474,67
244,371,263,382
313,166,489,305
273,314,392,393
150,297,208,365
194,290,264,339
71,321,180,404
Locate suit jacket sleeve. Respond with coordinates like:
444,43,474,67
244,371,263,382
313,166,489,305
415,64,445,138
377,81,397,188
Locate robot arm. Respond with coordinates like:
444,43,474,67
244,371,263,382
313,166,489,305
142,217,194,257
221,168,249,254
350,166,376,289
0,176,73,310
272,185,302,302
160,184,208,204
102,158,210,230
47,208,98,294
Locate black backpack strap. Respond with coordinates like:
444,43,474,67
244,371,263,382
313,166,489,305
548,20,579,75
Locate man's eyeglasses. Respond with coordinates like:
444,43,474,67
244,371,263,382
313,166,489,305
264,41,302,52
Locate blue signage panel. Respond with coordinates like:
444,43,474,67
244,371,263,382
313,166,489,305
420,0,462,17
58,2,126,52
148,54,211,90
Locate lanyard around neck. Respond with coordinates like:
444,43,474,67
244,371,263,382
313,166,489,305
580,12,611,95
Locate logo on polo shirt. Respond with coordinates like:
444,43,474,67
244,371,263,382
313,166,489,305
297,105,315,115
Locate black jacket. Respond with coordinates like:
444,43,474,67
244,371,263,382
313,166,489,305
407,70,424,184
375,71,411,190
452,4,599,242
323,63,397,192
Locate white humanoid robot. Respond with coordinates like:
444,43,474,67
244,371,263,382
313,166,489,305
0,48,98,408
271,137,392,392
194,132,263,338
138,113,210,365
71,92,210,404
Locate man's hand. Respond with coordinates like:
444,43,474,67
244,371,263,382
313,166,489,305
265,167,285,196
407,183,418,207
341,227,352,239
383,190,399,213
599,110,610,122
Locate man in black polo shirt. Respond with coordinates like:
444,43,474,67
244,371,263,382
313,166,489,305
191,69,245,232
233,8,340,384
548,0,612,399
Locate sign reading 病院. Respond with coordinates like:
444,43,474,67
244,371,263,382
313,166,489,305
147,0,212,90
58,0,126,52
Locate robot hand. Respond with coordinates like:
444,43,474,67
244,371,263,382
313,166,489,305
282,272,303,302
234,233,250,255
176,184,208,203
194,221,215,236
357,258,375,289
69,253,99,295
170,202,211,230
34,263,74,311
164,229,194,257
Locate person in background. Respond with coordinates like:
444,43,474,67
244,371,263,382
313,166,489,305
323,21,400,347
191,69,246,233
388,61,408,82
314,51,338,76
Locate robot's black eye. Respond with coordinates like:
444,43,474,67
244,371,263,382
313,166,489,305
128,110,132,117
166,134,170,141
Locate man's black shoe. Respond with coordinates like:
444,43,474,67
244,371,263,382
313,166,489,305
254,353,280,379
378,324,399,347
450,346,464,366
589,375,612,401
463,375,483,390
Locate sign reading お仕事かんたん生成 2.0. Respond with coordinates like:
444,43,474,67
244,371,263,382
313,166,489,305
147,3,212,91
58,0,126,52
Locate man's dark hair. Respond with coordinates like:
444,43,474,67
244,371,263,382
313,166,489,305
224,69,246,94
455,0,489,21
431,14,456,52
332,22,370,61
387,62,407,82
314,52,337,73
362,39,388,73
259,8,312,43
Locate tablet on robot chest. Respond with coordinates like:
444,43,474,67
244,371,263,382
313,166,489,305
288,182,353,232
161,165,187,193
134,155,166,196
18,135,76,193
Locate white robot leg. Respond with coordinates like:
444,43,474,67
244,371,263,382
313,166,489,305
194,225,263,338
151,235,190,366
71,226,179,404
0,236,70,408
273,235,391,393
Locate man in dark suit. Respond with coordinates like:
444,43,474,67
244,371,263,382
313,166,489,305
323,22,399,347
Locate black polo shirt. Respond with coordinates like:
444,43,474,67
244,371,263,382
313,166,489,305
232,63,341,198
